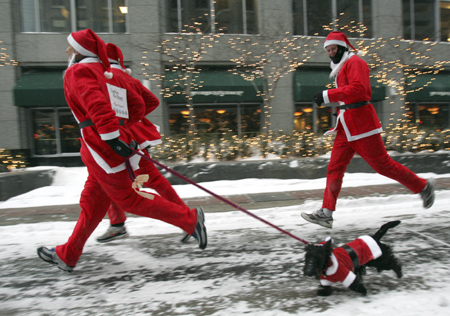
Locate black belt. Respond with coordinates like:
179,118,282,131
78,119,125,129
340,101,369,110
342,245,360,269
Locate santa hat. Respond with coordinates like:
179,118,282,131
324,31,363,57
67,28,113,79
106,43,132,75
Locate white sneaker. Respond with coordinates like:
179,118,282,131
37,247,74,272
420,179,435,209
96,226,129,243
301,208,333,229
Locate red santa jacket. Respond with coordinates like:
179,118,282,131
110,65,162,149
323,54,383,141
64,59,145,173
320,235,382,287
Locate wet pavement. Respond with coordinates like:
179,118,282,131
1,179,450,315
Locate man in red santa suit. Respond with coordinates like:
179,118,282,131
301,31,435,229
96,43,192,243
37,29,206,272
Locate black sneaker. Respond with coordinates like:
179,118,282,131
96,225,129,243
301,208,333,229
191,207,207,249
420,179,435,209
37,247,74,272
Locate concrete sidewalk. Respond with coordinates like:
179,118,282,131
1,177,449,226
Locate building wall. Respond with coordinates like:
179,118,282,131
0,0,21,149
2,0,450,155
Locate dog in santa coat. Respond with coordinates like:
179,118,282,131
303,221,402,296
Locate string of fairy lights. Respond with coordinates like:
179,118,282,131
140,18,450,162
0,41,26,170
3,16,450,169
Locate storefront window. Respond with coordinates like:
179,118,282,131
59,111,81,153
32,108,80,156
169,104,260,136
294,104,335,133
409,103,450,129
294,105,314,131
33,110,57,155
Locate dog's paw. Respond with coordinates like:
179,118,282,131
317,286,333,296
349,280,367,295
394,264,403,278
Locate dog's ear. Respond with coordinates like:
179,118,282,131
324,238,333,249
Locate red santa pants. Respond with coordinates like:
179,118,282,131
107,152,187,225
323,126,427,211
55,144,197,267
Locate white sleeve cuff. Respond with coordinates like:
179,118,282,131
323,90,330,104
100,130,120,141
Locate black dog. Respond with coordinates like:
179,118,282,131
303,220,403,296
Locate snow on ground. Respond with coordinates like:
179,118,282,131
0,166,447,209
0,168,449,315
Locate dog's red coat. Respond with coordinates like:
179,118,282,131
320,236,382,287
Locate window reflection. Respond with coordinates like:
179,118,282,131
59,111,81,153
407,103,450,130
293,0,372,37
294,104,334,133
32,109,80,156
403,0,439,41
169,104,260,136
76,0,109,32
166,0,258,34
33,110,57,155
20,0,127,33
40,0,71,33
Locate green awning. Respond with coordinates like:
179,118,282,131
164,70,263,103
14,72,66,107
294,70,386,102
405,73,450,102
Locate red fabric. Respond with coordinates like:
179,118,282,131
56,61,197,267
323,127,426,211
105,68,165,224
320,53,426,211
324,31,358,51
325,55,382,141
320,237,379,286
56,143,197,266
109,67,162,148
64,61,145,171
107,150,187,225
68,29,112,76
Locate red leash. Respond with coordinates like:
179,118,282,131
131,149,309,245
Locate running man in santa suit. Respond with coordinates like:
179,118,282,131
37,29,206,272
96,43,191,243
301,31,435,229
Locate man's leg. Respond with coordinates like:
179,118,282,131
55,173,111,266
322,129,355,211
353,133,427,193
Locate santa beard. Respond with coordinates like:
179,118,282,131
67,53,76,68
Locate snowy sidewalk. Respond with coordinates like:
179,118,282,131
1,183,450,316
1,177,450,226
